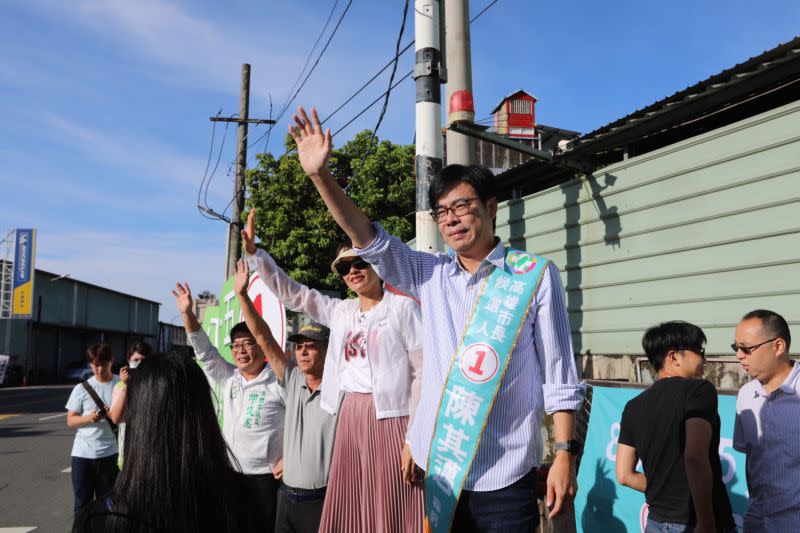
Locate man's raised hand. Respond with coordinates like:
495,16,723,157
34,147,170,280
241,209,257,256
233,259,249,296
172,282,193,315
289,107,332,178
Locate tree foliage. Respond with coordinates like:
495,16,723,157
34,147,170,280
245,130,415,292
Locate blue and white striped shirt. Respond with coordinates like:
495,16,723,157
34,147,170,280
355,224,584,491
734,361,800,531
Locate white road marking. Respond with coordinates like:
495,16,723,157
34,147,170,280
0,527,38,532
61,467,71,473
38,412,67,421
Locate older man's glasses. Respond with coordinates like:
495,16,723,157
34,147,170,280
731,338,776,355
430,197,478,223
335,258,370,277
231,340,257,352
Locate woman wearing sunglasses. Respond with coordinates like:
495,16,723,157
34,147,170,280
242,209,424,533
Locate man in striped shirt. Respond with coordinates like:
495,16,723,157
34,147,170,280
287,107,584,531
733,309,798,532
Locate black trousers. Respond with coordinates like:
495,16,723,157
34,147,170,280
244,473,280,532
275,488,325,533
71,455,119,514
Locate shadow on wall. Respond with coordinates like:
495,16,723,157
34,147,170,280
507,198,526,251
581,459,626,533
563,180,584,356
587,174,622,248
563,174,623,362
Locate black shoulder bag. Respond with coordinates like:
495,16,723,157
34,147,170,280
81,379,119,438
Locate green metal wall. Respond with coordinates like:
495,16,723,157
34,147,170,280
496,100,800,356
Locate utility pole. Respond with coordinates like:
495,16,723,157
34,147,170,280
208,64,275,279
444,0,476,165
413,0,445,254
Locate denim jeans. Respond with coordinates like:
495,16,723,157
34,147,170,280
71,455,119,514
450,467,540,533
645,518,737,533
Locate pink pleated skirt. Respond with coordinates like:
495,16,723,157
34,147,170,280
319,393,425,533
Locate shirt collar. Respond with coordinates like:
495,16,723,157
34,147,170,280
753,361,799,397
779,361,800,393
447,238,506,277
234,364,271,388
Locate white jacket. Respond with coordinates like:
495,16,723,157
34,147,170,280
248,249,422,422
188,329,285,475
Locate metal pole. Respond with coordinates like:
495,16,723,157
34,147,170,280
227,64,251,279
444,0,476,165
414,0,445,254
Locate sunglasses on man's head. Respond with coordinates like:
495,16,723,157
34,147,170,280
335,258,370,276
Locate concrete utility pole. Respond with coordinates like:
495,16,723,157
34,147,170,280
413,0,445,254
444,0,476,165
209,64,274,279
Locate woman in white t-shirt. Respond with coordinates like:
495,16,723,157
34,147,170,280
108,341,153,469
244,212,424,533
65,343,120,516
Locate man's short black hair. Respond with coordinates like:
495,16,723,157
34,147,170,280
229,322,253,340
428,164,496,208
642,321,707,371
742,309,791,351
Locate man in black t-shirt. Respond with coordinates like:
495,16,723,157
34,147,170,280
616,321,735,533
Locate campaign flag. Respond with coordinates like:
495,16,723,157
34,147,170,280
11,229,36,319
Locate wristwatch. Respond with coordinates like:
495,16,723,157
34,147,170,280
554,439,581,456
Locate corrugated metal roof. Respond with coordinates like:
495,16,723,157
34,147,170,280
494,36,800,195
566,36,800,154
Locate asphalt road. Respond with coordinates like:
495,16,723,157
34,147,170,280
0,385,81,532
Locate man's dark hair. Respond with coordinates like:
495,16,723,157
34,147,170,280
642,321,707,371
428,164,496,208
229,322,252,340
86,343,113,365
127,341,153,360
742,309,791,351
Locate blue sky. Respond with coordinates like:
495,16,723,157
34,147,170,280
1,0,797,322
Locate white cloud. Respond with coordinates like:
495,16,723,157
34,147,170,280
26,0,304,96
40,112,215,193
35,223,228,323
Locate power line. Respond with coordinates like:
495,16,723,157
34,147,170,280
327,0,501,140
319,39,415,126
332,69,413,138
352,0,410,178
252,0,354,154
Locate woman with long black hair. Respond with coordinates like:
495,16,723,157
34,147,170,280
72,352,259,533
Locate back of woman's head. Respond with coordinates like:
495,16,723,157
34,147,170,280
110,352,252,532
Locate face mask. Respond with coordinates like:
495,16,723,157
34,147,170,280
128,360,141,369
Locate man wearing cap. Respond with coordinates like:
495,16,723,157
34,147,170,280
233,257,341,533
173,281,285,531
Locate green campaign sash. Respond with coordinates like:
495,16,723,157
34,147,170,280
424,249,549,533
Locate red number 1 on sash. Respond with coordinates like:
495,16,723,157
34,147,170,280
468,351,486,375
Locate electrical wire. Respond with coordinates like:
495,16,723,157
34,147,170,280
331,69,413,138
327,0,501,140
352,0,410,178
251,0,354,153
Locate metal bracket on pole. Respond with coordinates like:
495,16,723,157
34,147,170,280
448,122,593,174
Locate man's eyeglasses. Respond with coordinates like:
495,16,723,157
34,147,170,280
676,347,706,358
430,197,478,223
731,338,776,355
335,258,370,277
231,340,257,352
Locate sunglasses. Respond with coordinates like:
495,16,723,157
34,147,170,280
335,258,370,277
731,338,776,355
